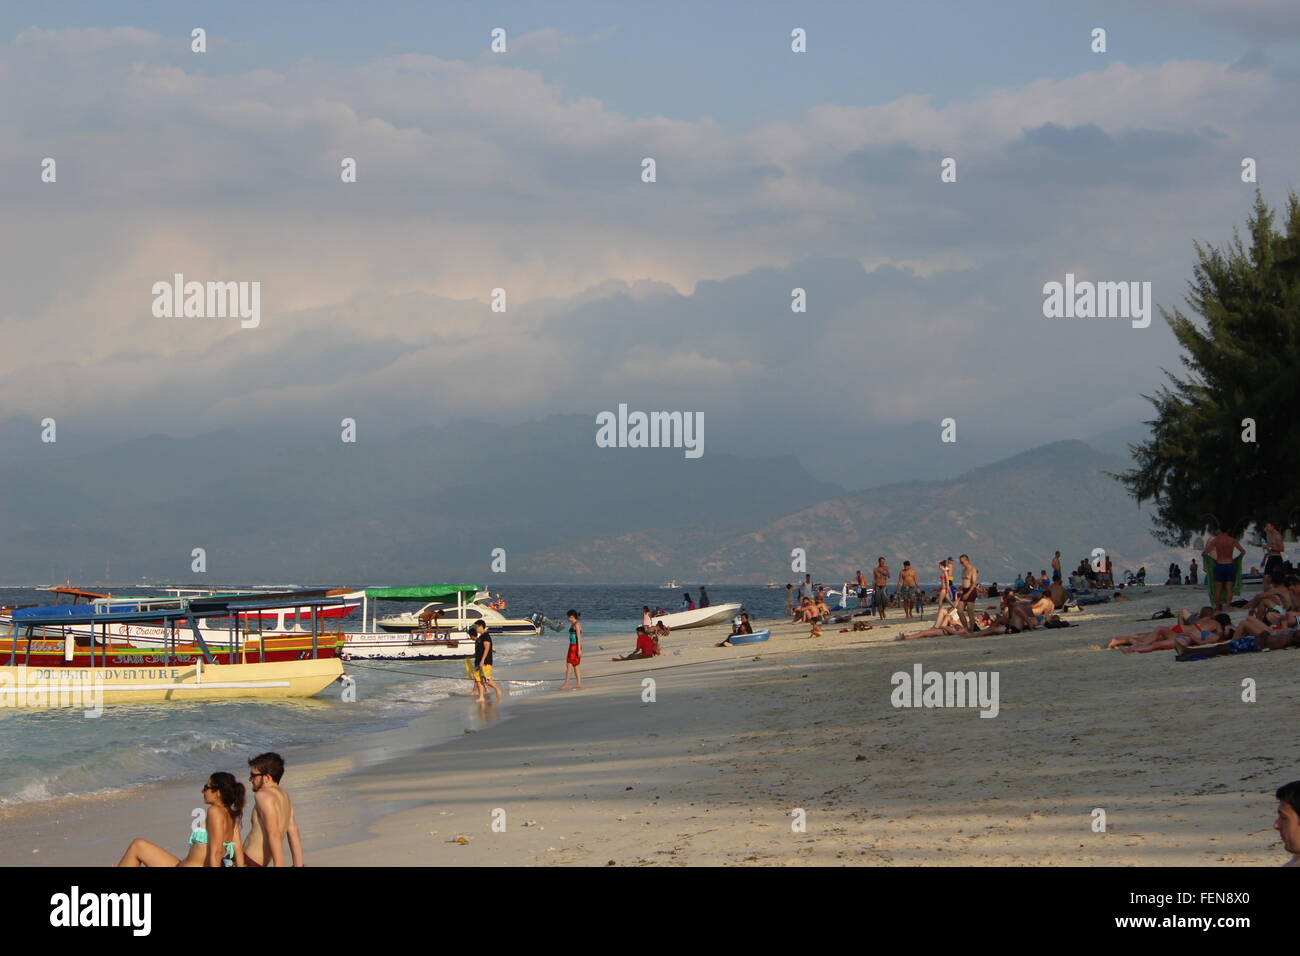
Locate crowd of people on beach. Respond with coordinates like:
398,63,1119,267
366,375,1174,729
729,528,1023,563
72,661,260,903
115,752,303,867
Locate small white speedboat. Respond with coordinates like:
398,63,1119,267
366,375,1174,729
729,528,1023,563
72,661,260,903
647,602,742,630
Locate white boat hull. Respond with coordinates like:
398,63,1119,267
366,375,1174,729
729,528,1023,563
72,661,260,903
649,603,742,630
340,631,475,661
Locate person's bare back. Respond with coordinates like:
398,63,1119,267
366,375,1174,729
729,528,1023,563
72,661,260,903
247,782,302,867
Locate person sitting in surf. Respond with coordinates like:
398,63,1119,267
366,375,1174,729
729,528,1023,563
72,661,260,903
116,772,245,867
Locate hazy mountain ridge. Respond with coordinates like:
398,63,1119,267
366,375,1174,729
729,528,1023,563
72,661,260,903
520,440,1189,582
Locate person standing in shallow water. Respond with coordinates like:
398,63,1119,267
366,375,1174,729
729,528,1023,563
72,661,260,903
561,609,583,691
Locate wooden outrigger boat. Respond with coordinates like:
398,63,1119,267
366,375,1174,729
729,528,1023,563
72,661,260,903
1,592,347,707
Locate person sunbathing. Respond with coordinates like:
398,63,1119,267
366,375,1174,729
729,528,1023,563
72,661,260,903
895,609,990,640
613,626,659,661
1107,609,1230,653
1174,624,1300,658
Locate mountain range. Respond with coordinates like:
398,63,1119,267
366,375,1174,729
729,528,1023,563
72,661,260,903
0,415,1199,584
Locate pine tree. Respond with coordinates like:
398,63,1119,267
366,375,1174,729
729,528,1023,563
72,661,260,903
1118,191,1300,544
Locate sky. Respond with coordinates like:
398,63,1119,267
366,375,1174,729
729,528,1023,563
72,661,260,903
1,0,1298,480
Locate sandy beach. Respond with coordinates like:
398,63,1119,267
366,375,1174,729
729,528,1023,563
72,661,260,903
5,586,1294,867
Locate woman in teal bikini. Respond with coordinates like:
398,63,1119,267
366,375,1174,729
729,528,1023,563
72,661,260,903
560,609,583,690
116,771,246,867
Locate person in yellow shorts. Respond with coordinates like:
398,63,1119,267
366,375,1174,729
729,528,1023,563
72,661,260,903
466,621,501,701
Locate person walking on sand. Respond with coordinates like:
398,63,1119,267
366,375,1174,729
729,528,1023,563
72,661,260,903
469,620,502,701
784,584,794,617
1203,526,1246,611
872,557,891,621
1189,555,1199,586
561,609,583,690
1051,550,1062,582
897,560,918,618
244,752,304,867
956,554,980,632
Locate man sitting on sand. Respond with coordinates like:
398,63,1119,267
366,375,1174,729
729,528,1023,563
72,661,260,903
1245,573,1298,621
791,596,817,623
614,625,660,660
716,612,754,647
245,752,304,867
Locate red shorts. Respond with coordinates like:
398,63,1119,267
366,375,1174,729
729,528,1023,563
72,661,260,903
566,645,581,666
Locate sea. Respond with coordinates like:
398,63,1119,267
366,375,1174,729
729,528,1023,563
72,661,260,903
0,583,820,808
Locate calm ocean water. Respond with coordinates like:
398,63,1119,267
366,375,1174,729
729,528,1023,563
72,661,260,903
0,583,811,807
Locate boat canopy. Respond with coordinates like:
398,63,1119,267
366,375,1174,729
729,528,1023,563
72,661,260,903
363,585,481,603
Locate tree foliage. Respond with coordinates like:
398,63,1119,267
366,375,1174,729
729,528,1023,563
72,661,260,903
1117,191,1300,544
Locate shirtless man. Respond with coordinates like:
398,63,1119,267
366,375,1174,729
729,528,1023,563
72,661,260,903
1051,550,1062,582
872,557,891,621
1048,578,1068,610
956,554,979,631
1263,522,1286,583
1203,527,1246,611
896,560,919,619
1246,573,1297,621
245,752,304,867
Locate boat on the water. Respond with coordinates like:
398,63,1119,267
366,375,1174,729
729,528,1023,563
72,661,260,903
647,602,742,630
659,580,680,589
371,585,542,637
14,588,363,651
1,591,346,707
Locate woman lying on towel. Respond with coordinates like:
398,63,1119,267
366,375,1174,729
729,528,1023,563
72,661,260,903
1174,618,1300,659
1106,609,1231,653
895,608,995,641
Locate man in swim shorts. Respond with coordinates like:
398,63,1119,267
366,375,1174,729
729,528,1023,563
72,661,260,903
896,561,918,619
872,557,891,620
1203,526,1246,611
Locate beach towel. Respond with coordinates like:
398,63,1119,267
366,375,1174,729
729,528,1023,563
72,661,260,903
1205,554,1243,602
